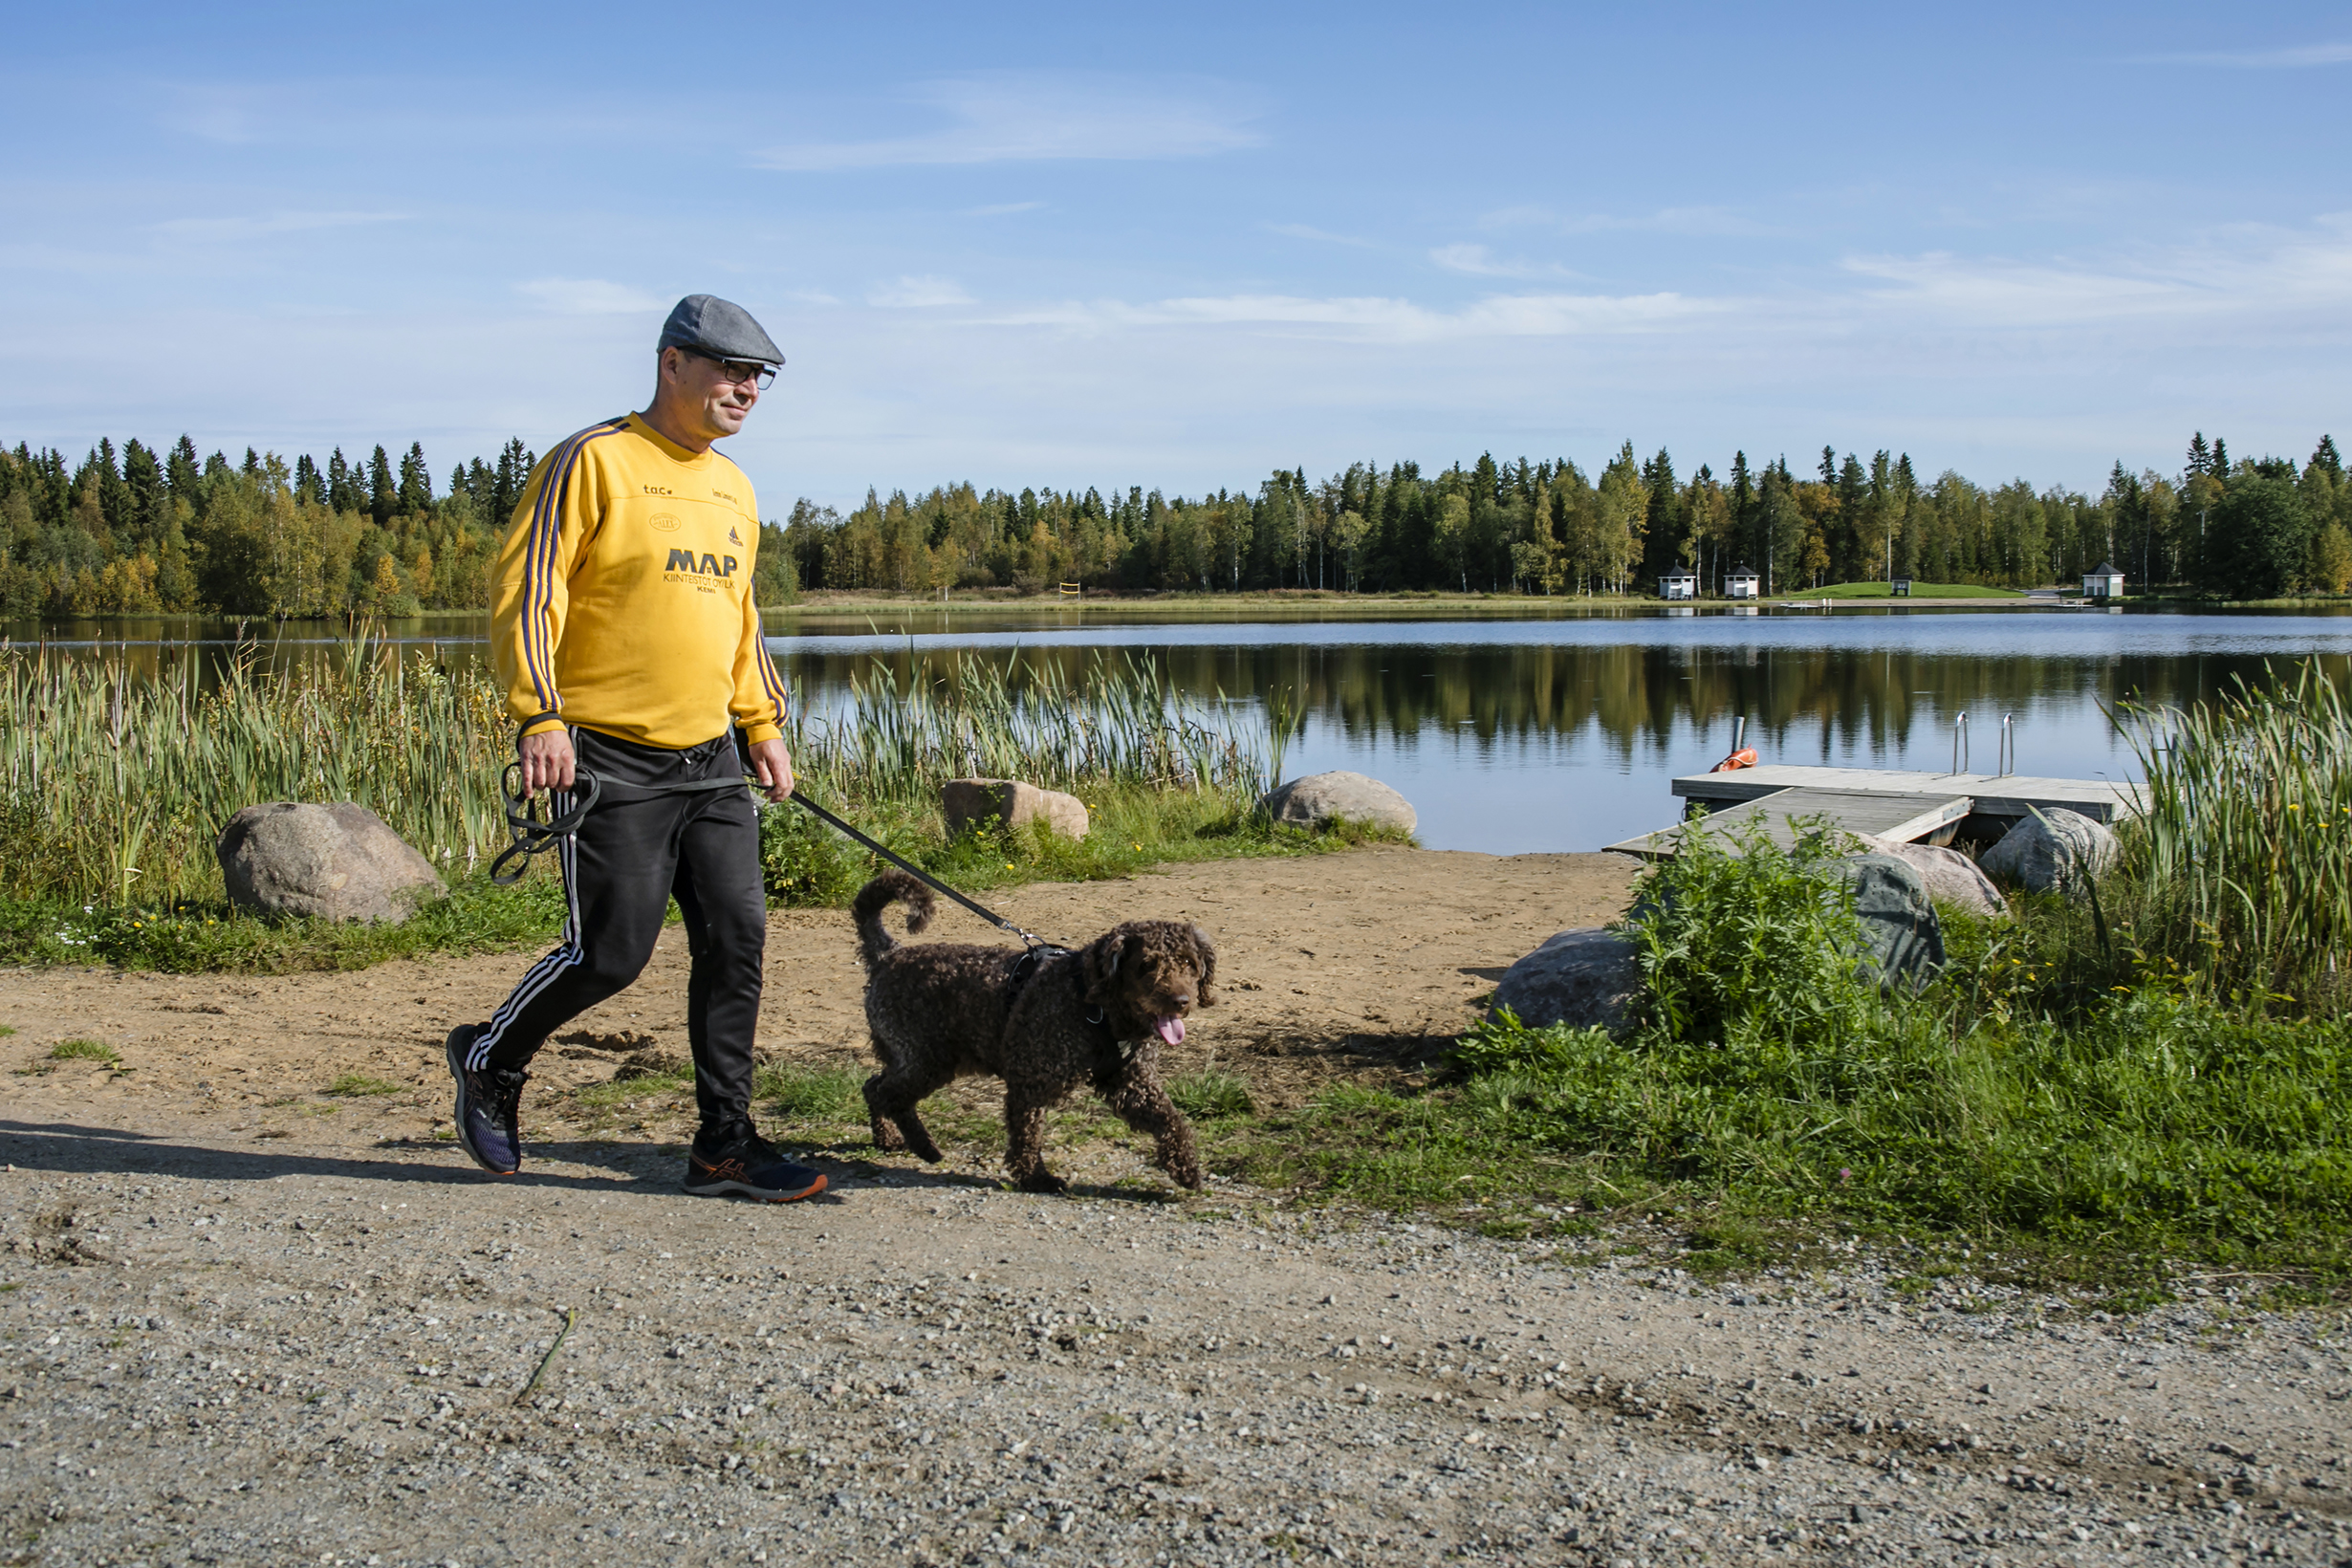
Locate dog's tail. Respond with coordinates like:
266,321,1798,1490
852,868,934,969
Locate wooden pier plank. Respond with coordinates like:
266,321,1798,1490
1606,787,1975,860
1670,764,2141,822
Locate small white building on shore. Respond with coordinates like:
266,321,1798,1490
1658,570,1697,600
1723,567,1761,600
2082,561,2125,599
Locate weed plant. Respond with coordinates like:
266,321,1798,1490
2120,660,2352,1011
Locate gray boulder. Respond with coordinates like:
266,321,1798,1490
1489,927,1641,1035
942,778,1090,841
1850,832,2006,919
1259,771,1417,836
1977,808,2119,896
1840,853,1947,989
216,802,444,924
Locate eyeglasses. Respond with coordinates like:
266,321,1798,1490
682,348,776,390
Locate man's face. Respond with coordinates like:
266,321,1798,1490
661,347,762,441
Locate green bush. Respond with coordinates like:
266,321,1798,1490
1625,816,1879,1046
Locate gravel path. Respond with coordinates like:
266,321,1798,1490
2,1127,2347,1567
1,848,2347,1565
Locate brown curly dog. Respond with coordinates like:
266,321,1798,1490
851,869,1214,1193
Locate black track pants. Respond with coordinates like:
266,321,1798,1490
468,727,767,1136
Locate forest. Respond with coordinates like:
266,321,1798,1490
3,430,2347,620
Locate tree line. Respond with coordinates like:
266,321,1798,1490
4,430,2347,620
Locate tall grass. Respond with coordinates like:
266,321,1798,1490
0,638,1270,906
791,650,1264,806
0,632,511,904
2122,660,2352,1009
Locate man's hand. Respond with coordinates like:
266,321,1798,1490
518,728,577,795
747,736,795,803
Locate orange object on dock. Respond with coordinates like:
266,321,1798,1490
1710,748,1758,773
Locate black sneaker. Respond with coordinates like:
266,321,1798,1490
684,1127,827,1203
445,1024,527,1176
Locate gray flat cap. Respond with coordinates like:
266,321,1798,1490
658,294,785,367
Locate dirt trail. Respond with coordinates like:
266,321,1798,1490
1,847,2346,1566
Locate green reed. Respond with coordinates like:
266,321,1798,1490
0,632,512,904
0,639,1268,906
791,649,1266,807
2123,660,2352,1009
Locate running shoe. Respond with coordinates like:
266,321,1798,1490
684,1126,828,1203
445,1024,527,1176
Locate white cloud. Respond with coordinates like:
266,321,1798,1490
868,275,974,308
1428,243,1575,279
2131,40,2352,67
1843,215,2352,328
754,73,1263,170
984,288,1716,342
516,277,664,315
1483,204,1778,238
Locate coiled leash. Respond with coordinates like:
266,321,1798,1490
487,764,750,885
490,767,1066,953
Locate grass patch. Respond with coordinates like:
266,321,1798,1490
1191,791,2352,1281
760,780,1410,909
1169,1068,1256,1120
324,1073,406,1098
0,875,569,973
1801,580,2028,599
569,1071,695,1113
755,1063,865,1122
49,1038,119,1064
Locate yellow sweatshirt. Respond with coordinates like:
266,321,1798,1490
491,413,787,749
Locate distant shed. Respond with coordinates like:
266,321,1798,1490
1658,570,1697,601
2082,561,2126,599
1723,567,1760,600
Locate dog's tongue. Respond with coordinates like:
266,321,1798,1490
1154,1015,1187,1046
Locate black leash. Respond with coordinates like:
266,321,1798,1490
490,764,1063,951
488,765,751,885
784,786,1060,950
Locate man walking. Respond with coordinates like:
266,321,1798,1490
446,294,826,1203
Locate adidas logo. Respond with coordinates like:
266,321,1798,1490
729,526,742,545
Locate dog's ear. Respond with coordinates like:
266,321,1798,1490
1082,929,1140,1003
1189,924,1217,1006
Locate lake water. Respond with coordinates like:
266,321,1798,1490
17,605,2352,854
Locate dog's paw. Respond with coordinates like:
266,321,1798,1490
871,1127,907,1154
912,1141,946,1164
1017,1170,1071,1195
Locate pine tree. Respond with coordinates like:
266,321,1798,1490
294,454,326,507
2211,436,2230,476
2311,435,2343,482
2187,432,2211,477
167,436,201,496
396,442,432,514
368,446,396,525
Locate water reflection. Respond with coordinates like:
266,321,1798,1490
11,608,2351,853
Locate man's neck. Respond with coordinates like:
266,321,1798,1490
637,401,716,455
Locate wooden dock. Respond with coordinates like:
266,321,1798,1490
1605,765,2143,860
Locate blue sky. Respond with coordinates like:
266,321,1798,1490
2,2,2347,510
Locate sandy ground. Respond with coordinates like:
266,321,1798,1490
2,846,2348,1566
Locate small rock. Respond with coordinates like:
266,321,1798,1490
215,801,444,924
1489,927,1641,1034
942,778,1090,841
1850,834,2005,919
1840,854,1946,988
1258,771,1417,836
1977,808,2119,896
